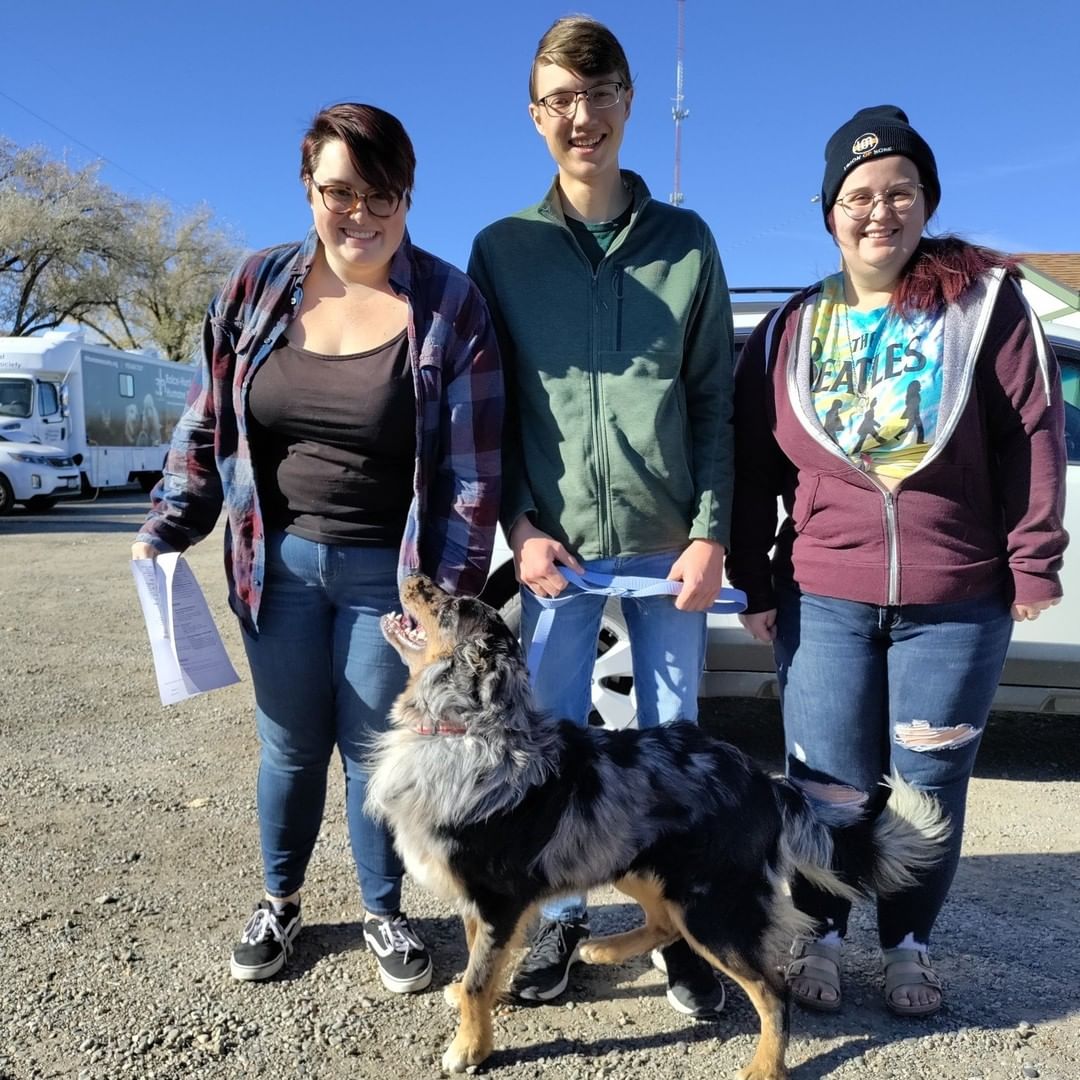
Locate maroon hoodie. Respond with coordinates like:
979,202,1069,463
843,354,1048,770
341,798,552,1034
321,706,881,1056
727,269,1067,613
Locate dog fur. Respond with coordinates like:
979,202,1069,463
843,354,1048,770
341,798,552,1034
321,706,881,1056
367,575,949,1079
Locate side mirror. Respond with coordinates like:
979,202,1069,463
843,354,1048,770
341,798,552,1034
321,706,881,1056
60,384,70,418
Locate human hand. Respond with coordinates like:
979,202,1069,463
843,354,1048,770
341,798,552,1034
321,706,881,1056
739,609,777,643
509,517,584,598
131,541,159,561
1011,597,1060,622
668,539,725,612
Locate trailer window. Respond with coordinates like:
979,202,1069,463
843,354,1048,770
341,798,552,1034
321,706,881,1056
0,378,32,418
119,373,135,398
38,381,60,417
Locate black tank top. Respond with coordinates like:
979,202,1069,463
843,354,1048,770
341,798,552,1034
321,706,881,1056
248,329,416,545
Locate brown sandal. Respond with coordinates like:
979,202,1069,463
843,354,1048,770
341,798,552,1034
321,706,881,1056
882,947,942,1016
785,936,842,1012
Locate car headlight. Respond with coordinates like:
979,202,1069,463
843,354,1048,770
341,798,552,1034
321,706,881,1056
9,452,57,465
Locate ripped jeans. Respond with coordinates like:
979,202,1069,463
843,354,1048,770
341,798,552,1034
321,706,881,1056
773,583,1013,948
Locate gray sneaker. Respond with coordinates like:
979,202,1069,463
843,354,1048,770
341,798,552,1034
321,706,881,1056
510,917,591,1001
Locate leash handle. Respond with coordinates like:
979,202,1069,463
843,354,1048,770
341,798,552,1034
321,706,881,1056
525,568,747,684
557,567,748,613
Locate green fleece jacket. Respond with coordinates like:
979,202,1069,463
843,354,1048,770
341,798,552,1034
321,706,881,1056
468,172,734,559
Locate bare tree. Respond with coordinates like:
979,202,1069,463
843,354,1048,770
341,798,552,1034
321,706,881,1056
0,139,136,336
0,139,241,360
87,201,241,360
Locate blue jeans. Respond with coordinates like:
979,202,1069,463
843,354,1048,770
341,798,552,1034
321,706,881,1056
520,549,708,922
774,583,1013,948
240,532,406,915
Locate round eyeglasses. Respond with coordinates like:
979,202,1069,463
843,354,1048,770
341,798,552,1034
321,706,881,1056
835,184,923,220
312,183,401,218
535,81,624,118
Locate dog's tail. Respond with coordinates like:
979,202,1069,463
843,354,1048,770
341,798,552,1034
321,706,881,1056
777,773,950,902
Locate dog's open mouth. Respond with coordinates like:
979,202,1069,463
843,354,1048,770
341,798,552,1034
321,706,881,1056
381,611,428,652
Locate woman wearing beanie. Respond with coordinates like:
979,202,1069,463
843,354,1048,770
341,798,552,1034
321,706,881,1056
726,105,1067,1016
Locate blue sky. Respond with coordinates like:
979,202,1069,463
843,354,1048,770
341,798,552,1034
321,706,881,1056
4,1,1078,290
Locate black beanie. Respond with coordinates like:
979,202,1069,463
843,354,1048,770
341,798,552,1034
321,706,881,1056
820,105,939,226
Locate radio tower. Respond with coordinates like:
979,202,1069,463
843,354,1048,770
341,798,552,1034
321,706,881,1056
669,0,688,206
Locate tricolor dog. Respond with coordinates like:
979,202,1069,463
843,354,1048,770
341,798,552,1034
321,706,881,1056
367,575,947,1079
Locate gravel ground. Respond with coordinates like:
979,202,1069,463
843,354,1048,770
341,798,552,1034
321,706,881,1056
2,492,1078,1080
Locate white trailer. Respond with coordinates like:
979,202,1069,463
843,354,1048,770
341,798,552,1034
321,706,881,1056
0,330,194,494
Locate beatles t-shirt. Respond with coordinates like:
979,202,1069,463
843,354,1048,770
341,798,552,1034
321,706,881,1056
810,273,944,479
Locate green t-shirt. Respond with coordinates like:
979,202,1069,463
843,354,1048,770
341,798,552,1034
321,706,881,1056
565,202,633,270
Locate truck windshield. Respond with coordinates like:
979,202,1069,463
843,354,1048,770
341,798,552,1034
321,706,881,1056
0,377,33,418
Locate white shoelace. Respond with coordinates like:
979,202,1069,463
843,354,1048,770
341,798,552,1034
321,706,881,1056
240,906,291,948
377,916,425,960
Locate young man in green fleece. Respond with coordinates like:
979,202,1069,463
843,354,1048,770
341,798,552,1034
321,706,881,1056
468,15,735,1017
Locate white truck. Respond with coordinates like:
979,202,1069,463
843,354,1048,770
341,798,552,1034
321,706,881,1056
0,330,194,498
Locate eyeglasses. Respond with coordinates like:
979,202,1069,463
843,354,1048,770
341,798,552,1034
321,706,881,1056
312,183,401,218
535,81,625,118
835,184,923,220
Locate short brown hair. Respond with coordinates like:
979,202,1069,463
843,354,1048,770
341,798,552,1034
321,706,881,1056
300,103,415,206
530,15,632,102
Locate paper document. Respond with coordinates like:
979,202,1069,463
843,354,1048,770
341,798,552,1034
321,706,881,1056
131,553,240,705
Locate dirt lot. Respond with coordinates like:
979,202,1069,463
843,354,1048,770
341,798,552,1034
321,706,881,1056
1,492,1078,1080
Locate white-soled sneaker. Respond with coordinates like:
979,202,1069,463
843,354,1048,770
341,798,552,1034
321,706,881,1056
229,900,302,981
363,913,433,993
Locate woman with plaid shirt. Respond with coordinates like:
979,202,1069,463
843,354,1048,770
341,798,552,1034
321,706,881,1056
133,103,502,992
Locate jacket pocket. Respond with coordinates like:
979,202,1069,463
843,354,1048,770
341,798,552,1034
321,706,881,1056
598,349,693,505
794,472,884,552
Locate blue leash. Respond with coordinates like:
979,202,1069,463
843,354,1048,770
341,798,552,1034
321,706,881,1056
526,567,747,683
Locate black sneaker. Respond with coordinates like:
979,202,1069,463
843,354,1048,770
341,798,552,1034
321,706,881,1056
229,900,302,981
363,913,433,993
654,939,726,1018
510,917,590,1002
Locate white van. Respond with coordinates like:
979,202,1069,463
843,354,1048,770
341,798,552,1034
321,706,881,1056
0,330,194,498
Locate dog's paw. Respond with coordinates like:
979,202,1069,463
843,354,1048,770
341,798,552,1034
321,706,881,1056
443,982,463,1010
441,1035,491,1074
578,941,618,965
737,1062,788,1080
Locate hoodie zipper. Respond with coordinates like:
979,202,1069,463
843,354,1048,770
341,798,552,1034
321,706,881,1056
539,191,643,554
788,272,1007,607
786,303,904,605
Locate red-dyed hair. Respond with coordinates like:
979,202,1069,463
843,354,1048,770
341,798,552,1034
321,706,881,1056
892,236,1017,315
300,103,415,207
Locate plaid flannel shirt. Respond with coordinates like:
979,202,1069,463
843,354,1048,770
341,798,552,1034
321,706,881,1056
136,228,503,630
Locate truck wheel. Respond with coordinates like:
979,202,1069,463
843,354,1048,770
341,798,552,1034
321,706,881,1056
26,495,57,512
0,475,13,516
137,471,161,494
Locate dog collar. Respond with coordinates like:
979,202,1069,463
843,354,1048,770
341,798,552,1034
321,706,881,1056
414,719,469,736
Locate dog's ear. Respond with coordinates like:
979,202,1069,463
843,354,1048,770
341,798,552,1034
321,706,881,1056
453,637,490,677
451,637,506,700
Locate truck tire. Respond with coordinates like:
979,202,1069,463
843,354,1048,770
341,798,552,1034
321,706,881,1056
0,474,13,516
26,495,58,512
137,471,161,494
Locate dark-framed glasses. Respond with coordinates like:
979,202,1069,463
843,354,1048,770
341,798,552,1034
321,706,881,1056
835,183,923,220
313,183,401,218
535,81,624,118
